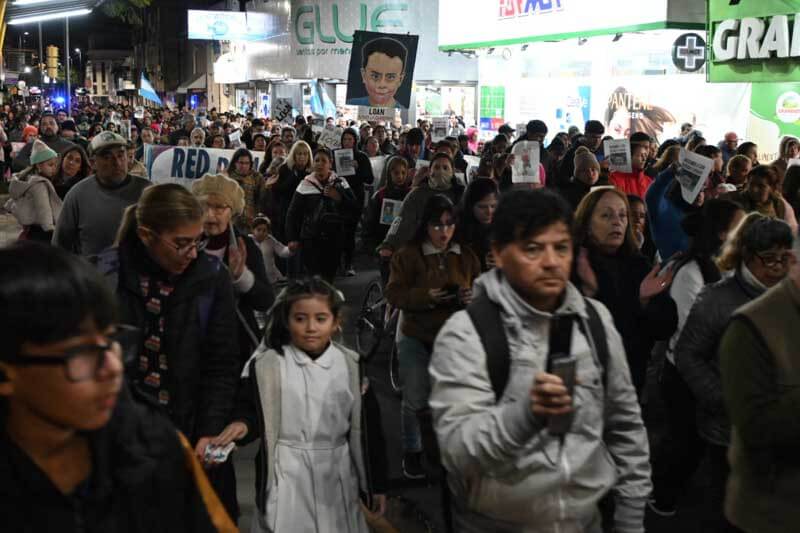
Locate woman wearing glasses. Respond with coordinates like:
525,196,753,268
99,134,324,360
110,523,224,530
674,214,793,530
0,242,236,532
96,183,243,520
384,194,480,480
191,173,274,365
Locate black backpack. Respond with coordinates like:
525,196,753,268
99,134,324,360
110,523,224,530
466,291,611,400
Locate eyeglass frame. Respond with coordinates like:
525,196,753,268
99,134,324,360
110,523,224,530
5,325,141,383
755,251,794,269
146,227,208,255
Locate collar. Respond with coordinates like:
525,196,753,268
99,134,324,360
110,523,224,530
288,343,336,369
494,269,587,320
422,241,461,256
740,263,768,292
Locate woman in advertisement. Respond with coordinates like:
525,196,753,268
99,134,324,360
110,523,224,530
604,86,676,141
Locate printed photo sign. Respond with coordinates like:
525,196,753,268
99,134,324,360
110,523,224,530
346,30,419,110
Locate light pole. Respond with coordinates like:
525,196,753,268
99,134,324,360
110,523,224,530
74,48,81,88
65,17,70,114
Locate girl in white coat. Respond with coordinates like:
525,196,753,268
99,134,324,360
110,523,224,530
207,278,387,533
5,139,62,242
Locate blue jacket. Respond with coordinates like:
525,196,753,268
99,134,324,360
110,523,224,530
645,168,689,261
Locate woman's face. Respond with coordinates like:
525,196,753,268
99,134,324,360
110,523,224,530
609,109,631,139
272,145,287,161
745,245,793,288
191,131,205,146
426,211,456,250
430,158,454,184
341,134,356,150
787,142,800,160
61,150,83,178
201,193,233,237
366,139,380,157
632,144,648,171
253,137,267,151
629,201,647,236
234,155,252,175
288,295,338,356
576,166,600,185
589,192,628,255
390,163,408,187
472,193,498,225
211,136,225,149
141,219,205,275
747,176,771,205
294,148,310,168
313,153,332,178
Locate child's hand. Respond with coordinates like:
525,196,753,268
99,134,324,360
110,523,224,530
213,421,249,447
363,494,387,520
288,241,301,252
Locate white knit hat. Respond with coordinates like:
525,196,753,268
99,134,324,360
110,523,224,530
29,139,58,165
191,173,245,216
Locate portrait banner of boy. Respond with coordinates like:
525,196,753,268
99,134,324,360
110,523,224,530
346,30,419,110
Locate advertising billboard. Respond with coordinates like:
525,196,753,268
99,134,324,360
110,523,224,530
188,10,281,41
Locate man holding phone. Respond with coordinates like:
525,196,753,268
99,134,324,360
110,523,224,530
430,189,651,533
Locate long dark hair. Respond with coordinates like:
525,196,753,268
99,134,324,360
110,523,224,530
680,198,743,282
264,277,345,354
57,145,91,182
227,148,253,175
411,194,457,245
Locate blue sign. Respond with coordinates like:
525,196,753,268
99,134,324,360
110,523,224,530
187,10,280,42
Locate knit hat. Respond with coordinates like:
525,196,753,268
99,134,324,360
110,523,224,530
585,120,605,135
29,139,58,165
574,150,600,173
191,173,245,216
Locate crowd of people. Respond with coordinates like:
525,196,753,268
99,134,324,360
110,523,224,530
2,97,800,533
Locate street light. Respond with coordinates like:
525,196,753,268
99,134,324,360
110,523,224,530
23,66,31,73
8,8,91,25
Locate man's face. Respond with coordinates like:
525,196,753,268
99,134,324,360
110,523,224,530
92,146,128,184
40,116,58,137
141,130,154,144
360,52,405,107
725,135,739,151
57,111,67,123
282,130,295,144
375,127,387,143
492,222,573,308
586,133,603,151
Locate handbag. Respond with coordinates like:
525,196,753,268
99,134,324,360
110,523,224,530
306,180,346,240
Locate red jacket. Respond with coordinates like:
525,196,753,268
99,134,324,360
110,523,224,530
609,170,653,199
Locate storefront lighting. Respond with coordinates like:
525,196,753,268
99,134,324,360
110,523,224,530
9,8,91,25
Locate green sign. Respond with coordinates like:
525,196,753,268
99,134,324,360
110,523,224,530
708,0,800,82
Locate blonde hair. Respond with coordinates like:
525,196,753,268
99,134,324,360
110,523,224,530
652,145,681,173
286,140,312,171
726,154,751,177
115,183,203,245
716,211,765,272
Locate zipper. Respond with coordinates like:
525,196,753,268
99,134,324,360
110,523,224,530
558,439,571,524
251,359,270,508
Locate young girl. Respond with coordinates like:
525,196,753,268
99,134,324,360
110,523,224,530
5,139,62,242
365,156,410,250
250,214,293,285
208,278,387,532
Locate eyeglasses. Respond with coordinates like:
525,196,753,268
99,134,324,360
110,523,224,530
755,252,794,269
7,325,140,382
152,231,208,255
202,202,231,215
429,222,456,232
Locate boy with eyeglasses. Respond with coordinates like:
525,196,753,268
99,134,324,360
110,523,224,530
0,242,236,533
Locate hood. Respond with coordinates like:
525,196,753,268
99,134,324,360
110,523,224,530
474,269,590,327
8,172,48,199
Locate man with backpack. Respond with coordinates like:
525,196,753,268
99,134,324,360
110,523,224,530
429,189,651,533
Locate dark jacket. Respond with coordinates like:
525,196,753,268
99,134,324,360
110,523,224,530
557,143,604,189
719,278,800,533
646,167,692,261
582,249,677,392
94,230,240,441
285,173,358,243
12,135,75,172
675,270,765,446
268,163,309,242
215,225,275,366
0,385,236,533
364,182,410,250
558,176,610,211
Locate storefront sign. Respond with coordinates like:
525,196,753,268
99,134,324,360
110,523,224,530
294,2,409,46
438,0,699,50
672,33,706,72
708,0,800,82
188,10,280,41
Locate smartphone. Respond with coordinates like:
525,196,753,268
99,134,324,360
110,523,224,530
547,354,577,436
442,283,460,299
204,442,236,464
228,223,238,251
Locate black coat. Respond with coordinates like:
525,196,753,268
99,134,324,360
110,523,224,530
0,386,233,533
96,231,240,441
285,175,359,243
269,163,308,242
334,149,374,212
583,249,677,392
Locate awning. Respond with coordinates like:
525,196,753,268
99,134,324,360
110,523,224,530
176,75,206,94
6,0,103,25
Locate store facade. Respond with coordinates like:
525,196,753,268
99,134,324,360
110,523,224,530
214,0,478,124
438,0,755,145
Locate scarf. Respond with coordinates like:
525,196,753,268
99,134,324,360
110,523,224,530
136,270,175,406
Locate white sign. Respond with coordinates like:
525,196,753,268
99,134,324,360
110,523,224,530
335,148,356,177
134,106,144,120
511,141,540,183
464,155,481,181
144,146,265,188
272,98,293,122
228,130,242,149
120,120,132,143
187,10,279,42
432,117,449,143
359,107,396,122
676,148,713,205
604,139,633,173
370,155,387,182
438,0,671,49
380,198,403,226
318,127,342,149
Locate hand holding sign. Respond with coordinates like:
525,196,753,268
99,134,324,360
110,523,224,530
604,139,633,173
676,148,713,205
511,141,540,184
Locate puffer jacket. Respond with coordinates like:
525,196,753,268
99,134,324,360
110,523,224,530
430,269,652,533
5,168,62,231
675,268,765,446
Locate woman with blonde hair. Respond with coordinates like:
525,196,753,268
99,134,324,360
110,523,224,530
99,183,242,520
270,140,313,244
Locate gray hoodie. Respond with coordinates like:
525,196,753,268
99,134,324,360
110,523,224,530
429,269,651,533
5,169,62,231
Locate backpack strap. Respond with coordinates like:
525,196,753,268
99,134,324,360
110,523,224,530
581,298,610,390
466,292,510,401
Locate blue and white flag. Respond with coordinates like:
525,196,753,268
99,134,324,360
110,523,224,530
139,74,162,106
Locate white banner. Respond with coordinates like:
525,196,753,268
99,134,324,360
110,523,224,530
511,141,540,183
144,145,265,188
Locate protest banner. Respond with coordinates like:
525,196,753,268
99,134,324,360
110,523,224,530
511,141,540,183
272,98,293,122
144,145,264,188
334,148,356,177
380,198,403,225
345,30,419,110
516,123,527,141
432,117,449,143
676,148,713,204
317,127,343,149
604,139,633,173
358,106,398,122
